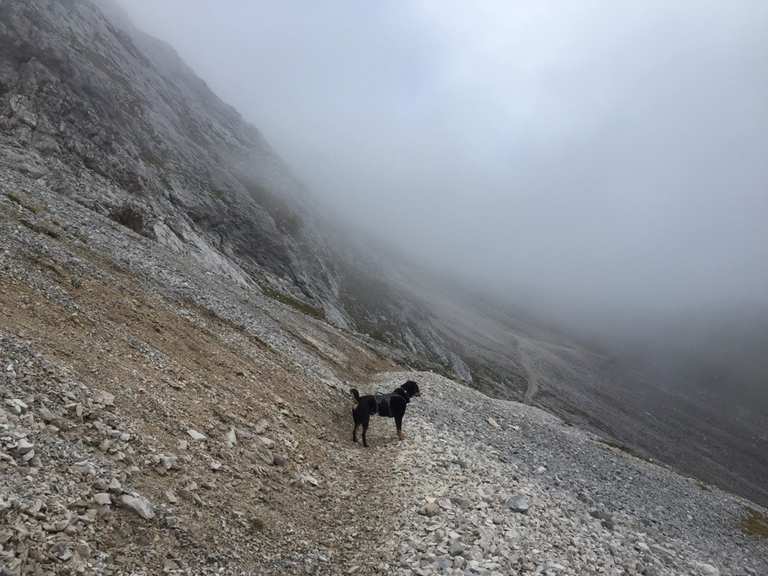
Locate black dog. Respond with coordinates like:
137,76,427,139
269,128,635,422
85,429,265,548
350,380,421,447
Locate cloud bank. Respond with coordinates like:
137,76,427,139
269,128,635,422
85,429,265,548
120,1,768,350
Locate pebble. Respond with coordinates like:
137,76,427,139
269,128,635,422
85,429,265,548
15,438,34,455
157,454,178,472
506,495,530,514
94,390,115,406
259,436,275,449
226,428,238,447
120,494,155,520
273,454,288,466
691,562,720,576
71,461,97,476
51,542,73,562
187,429,207,441
4,398,28,415
94,492,112,506
302,474,320,486
420,502,440,517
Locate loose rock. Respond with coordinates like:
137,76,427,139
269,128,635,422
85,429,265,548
506,495,530,514
120,494,155,520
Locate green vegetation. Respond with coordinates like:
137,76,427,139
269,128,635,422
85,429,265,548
6,190,46,214
19,218,61,239
596,437,651,462
741,508,768,538
260,284,325,320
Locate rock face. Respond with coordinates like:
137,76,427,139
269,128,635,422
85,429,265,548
0,0,559,397
0,0,343,321
120,494,155,520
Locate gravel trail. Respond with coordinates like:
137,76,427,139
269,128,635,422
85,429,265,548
369,371,768,576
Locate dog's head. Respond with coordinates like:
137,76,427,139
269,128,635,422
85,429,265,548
402,380,421,398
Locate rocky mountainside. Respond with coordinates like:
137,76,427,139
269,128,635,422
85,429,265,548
2,169,768,573
0,0,346,323
2,178,768,574
1,2,767,574
2,0,767,510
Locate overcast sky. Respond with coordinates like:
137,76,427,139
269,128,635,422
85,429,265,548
120,0,768,339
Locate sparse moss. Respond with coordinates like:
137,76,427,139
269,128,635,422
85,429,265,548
19,218,61,239
6,190,46,214
597,438,649,461
260,285,325,320
741,508,768,538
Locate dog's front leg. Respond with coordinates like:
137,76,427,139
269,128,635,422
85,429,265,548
395,414,404,441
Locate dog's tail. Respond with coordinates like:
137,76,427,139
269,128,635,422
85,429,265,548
350,388,360,403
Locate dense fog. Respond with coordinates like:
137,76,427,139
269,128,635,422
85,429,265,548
119,1,768,398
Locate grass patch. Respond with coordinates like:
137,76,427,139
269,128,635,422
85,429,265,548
742,508,768,538
21,251,68,281
6,190,46,214
260,284,325,320
597,437,650,462
19,218,61,239
182,298,270,351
